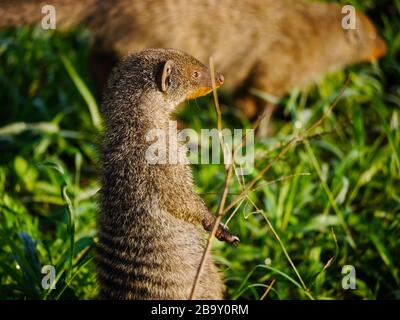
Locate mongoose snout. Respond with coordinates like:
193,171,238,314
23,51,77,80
372,37,387,61
217,74,225,85
98,48,238,299
357,12,387,62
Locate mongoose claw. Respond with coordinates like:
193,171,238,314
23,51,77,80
216,223,240,246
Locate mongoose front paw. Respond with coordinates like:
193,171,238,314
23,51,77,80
216,223,240,246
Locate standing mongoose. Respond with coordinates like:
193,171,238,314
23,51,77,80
0,0,387,115
98,48,239,300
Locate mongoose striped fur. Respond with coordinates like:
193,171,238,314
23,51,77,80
98,48,238,299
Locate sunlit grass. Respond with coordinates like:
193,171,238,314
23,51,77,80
0,0,399,299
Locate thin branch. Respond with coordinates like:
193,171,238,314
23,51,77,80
190,59,234,299
251,173,311,193
190,62,349,299
209,57,229,174
190,58,270,299
189,164,234,299
223,78,350,215
199,192,241,196
260,278,276,300
222,135,301,214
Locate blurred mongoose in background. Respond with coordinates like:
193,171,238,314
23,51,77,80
98,48,238,299
0,0,387,122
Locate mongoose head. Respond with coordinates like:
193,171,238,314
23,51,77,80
107,48,224,113
326,8,386,66
346,11,387,63
152,48,225,104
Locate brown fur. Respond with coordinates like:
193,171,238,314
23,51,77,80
98,48,237,300
0,0,386,102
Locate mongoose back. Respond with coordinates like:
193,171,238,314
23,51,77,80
0,0,386,102
98,48,238,300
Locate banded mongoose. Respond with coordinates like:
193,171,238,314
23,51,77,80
98,48,239,300
0,0,387,117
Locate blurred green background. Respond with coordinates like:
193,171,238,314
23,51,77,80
0,0,399,299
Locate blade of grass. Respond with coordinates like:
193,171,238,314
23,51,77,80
304,140,356,248
61,55,102,131
245,195,314,299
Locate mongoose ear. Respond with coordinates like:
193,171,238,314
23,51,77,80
160,60,174,92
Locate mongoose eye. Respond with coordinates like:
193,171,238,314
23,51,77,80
192,71,200,79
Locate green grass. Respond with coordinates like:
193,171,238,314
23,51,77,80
1,0,400,300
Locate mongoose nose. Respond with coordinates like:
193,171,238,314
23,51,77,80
217,73,224,85
370,36,387,61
